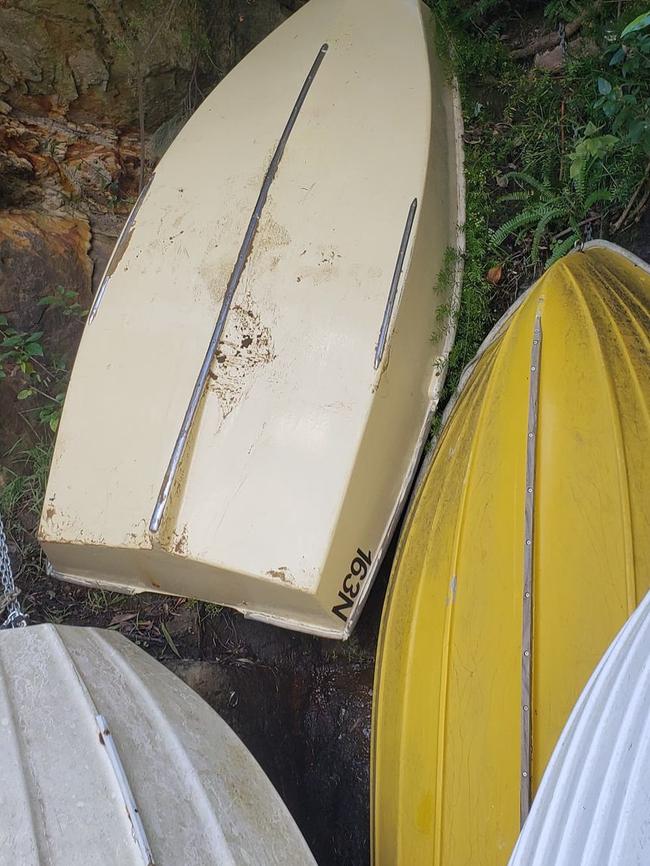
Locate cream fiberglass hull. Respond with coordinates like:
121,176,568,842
39,0,464,638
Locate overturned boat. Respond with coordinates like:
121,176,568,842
509,589,650,866
0,623,315,865
38,0,464,639
372,242,650,864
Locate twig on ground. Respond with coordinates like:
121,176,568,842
631,187,650,222
612,162,650,233
620,186,650,233
551,216,598,242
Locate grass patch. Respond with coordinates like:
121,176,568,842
0,442,51,571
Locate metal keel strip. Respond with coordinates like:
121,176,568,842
96,714,155,865
374,197,417,369
149,43,329,534
520,313,542,825
88,174,155,325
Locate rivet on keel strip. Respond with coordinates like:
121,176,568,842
149,43,329,535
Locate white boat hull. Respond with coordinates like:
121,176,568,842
509,589,650,866
0,624,316,865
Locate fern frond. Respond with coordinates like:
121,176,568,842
584,188,613,209
496,191,534,204
500,171,552,196
491,203,561,248
531,207,565,263
573,165,587,202
545,235,578,269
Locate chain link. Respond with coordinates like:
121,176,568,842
0,513,27,629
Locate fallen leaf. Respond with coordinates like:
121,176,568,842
109,612,137,626
486,265,504,285
161,621,181,658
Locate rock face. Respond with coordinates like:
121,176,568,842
0,210,93,328
0,0,205,129
0,0,211,304
0,210,93,448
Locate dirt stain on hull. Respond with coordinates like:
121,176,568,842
207,301,275,418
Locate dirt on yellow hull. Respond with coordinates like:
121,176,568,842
372,242,650,866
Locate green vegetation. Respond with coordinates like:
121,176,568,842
433,245,462,344
0,442,51,611
431,0,650,404
0,288,85,434
0,288,87,617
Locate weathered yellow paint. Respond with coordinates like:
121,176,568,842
372,244,650,866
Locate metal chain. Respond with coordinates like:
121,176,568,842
0,513,26,629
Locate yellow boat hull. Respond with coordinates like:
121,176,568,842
372,243,650,866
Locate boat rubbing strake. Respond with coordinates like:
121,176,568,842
372,243,650,865
509,590,650,866
0,624,316,865
39,0,464,639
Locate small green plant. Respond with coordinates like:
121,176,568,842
0,316,66,434
0,318,44,382
36,393,66,433
593,13,650,155
568,121,619,180
438,146,494,405
86,590,111,615
432,245,462,342
0,443,51,520
0,288,85,433
434,246,461,297
38,286,87,319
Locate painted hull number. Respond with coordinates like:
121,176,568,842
331,548,372,623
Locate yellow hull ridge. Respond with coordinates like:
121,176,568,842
372,243,650,865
